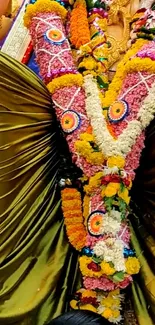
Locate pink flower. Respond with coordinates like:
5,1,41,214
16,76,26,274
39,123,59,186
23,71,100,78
118,225,130,245
83,277,115,291
125,132,145,179
86,234,103,248
90,191,105,212
116,276,132,289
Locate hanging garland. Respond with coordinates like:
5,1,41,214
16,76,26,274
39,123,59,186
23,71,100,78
24,1,155,323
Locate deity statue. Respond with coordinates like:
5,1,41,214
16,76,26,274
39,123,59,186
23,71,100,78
0,0,155,325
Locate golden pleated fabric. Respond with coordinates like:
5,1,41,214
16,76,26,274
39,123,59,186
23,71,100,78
131,119,155,325
0,52,78,325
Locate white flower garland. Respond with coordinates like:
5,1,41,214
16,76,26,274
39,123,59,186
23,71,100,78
93,238,126,272
100,211,121,235
84,74,155,157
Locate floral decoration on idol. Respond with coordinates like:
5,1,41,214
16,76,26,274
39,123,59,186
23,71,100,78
24,0,155,322
128,7,155,47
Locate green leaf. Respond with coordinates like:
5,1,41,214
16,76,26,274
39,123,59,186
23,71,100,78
104,196,114,211
118,198,127,213
97,76,109,89
92,256,101,264
120,182,125,192
113,272,125,283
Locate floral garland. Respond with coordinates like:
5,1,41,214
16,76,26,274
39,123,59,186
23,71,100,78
73,0,109,91
102,39,149,108
24,0,155,322
70,288,123,322
84,70,155,157
61,188,87,250
70,0,91,49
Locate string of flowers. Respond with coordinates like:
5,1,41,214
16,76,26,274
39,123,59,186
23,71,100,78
70,0,91,49
24,0,155,322
77,1,109,91
61,188,87,250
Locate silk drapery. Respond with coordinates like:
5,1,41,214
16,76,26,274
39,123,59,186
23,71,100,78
0,51,155,325
130,119,155,325
0,52,79,325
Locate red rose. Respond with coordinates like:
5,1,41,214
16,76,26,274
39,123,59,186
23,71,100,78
87,262,101,272
101,175,111,185
110,175,120,183
81,297,98,306
123,178,130,187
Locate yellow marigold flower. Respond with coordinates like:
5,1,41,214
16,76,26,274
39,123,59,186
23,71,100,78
125,257,140,275
24,0,67,27
80,132,95,142
102,297,115,308
80,44,92,55
90,152,104,165
80,304,97,313
61,188,81,200
79,57,96,71
112,310,121,318
80,175,88,183
75,140,91,154
128,179,132,190
102,308,113,319
83,195,90,223
84,172,103,194
102,40,148,108
108,156,125,169
101,261,115,275
101,186,106,198
47,74,83,94
82,290,97,298
105,182,120,197
118,188,130,205
70,299,78,309
75,139,104,165
108,289,120,296
79,256,103,277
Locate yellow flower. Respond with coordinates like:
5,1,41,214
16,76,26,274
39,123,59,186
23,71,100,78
90,152,105,165
102,295,120,309
24,0,67,27
80,304,97,313
108,289,120,296
79,57,96,71
70,299,78,309
79,256,103,277
118,187,130,205
128,179,132,190
125,257,140,275
102,308,113,319
82,290,97,298
47,73,83,94
80,175,88,183
83,70,97,77
75,136,104,165
102,297,115,308
83,195,90,223
75,140,91,155
101,186,106,198
84,172,103,195
80,132,95,142
112,310,121,318
105,182,120,197
101,261,115,275
102,39,148,108
108,156,125,169
80,44,92,55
